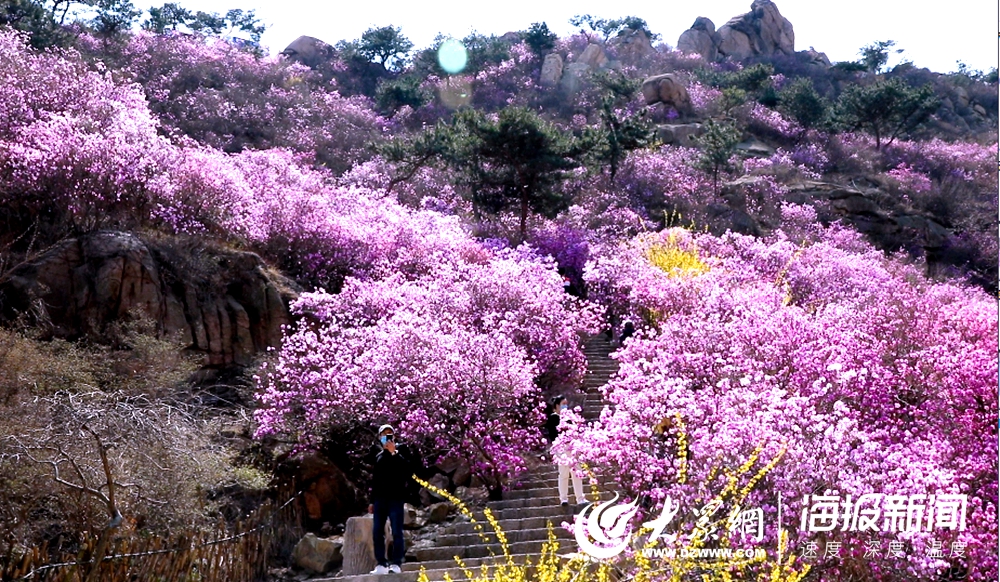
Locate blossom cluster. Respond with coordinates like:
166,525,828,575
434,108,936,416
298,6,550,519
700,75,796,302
92,32,389,174
745,103,804,140
567,226,998,580
255,250,601,485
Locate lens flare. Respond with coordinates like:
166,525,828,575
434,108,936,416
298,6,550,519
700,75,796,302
437,39,468,74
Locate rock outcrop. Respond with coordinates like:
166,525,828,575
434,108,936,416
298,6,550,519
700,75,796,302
280,35,336,69
679,1,794,61
559,62,592,95
657,123,704,146
576,43,609,70
717,0,794,60
0,232,298,367
292,533,343,574
641,74,694,117
276,453,360,530
539,53,564,87
803,46,832,67
677,17,721,61
610,28,655,61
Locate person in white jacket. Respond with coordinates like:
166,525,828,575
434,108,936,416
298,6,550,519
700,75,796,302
544,395,585,508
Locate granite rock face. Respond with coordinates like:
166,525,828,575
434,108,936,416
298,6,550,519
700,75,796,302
677,17,721,61
717,0,794,60
540,52,564,87
678,1,794,61
0,232,298,367
280,35,336,69
641,74,694,117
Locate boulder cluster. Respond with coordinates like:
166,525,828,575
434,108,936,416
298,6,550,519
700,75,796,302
677,0,797,61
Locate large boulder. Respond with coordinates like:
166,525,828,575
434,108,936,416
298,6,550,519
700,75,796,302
641,74,694,117
426,502,452,524
716,0,794,60
677,17,721,61
276,453,359,529
281,35,336,69
560,62,592,96
292,533,343,574
734,138,776,157
418,473,451,506
611,28,655,61
0,232,298,368
802,47,832,67
657,123,704,146
576,43,608,69
540,53,564,87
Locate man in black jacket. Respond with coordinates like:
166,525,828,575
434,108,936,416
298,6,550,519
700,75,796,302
368,424,410,574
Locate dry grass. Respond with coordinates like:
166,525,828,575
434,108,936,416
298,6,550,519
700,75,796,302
0,323,266,555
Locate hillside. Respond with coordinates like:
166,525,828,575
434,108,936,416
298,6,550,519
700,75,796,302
0,1,996,581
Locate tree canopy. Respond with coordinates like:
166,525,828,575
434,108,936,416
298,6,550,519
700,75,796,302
835,78,940,149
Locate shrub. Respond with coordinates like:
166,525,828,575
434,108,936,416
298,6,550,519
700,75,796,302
778,77,829,131
99,32,389,174
254,252,600,492
835,78,940,149
575,227,998,581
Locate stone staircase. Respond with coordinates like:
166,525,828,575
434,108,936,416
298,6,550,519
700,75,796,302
323,337,619,582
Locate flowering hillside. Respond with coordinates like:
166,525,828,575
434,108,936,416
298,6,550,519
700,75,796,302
0,8,996,581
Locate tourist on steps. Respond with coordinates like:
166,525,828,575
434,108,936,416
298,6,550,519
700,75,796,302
544,395,585,509
368,424,410,575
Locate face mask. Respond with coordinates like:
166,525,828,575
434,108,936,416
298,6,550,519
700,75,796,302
560,404,568,411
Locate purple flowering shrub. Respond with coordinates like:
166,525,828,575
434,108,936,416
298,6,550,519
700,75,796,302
826,132,998,289
255,284,542,492
687,81,723,117
97,32,389,174
469,41,543,111
616,147,716,226
568,226,997,581
526,217,600,288
0,30,169,235
744,102,804,141
255,250,601,488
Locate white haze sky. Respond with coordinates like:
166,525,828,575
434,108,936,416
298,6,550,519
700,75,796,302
131,0,998,74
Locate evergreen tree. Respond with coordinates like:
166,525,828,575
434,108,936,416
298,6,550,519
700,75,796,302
453,107,584,239
355,25,413,72
590,70,654,183
695,119,741,196
380,107,587,240
778,77,829,133
522,22,556,56
835,78,939,149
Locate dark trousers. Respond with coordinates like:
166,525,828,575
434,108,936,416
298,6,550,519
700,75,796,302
372,499,405,566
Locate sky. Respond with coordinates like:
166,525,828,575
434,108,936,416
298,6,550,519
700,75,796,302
130,0,999,74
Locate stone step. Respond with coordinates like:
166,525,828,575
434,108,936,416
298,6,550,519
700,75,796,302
487,503,589,521
413,538,577,562
403,550,574,575
444,515,569,535
502,487,571,500
501,485,612,500
434,525,573,546
321,552,575,582
487,492,612,510
509,478,613,490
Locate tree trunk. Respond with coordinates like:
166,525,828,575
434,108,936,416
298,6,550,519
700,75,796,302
84,517,121,582
519,196,529,243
